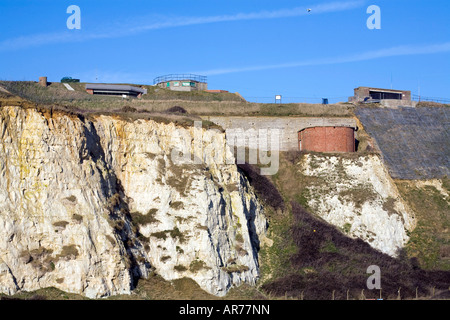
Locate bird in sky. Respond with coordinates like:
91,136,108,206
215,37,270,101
307,8,311,12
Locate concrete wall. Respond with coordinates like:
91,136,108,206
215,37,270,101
202,116,357,151
355,106,450,179
380,99,417,108
299,126,355,152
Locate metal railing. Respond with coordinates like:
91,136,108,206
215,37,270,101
412,94,450,104
153,74,207,85
244,96,349,104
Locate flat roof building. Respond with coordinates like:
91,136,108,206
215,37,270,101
153,74,207,92
85,84,147,98
349,86,411,103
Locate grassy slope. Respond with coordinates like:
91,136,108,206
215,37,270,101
252,152,450,300
397,179,450,270
0,80,355,117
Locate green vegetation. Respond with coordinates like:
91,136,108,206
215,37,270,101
57,245,79,260
222,265,250,274
72,214,83,222
174,265,188,272
150,227,186,243
53,221,69,229
0,80,356,119
64,195,77,203
130,209,159,226
169,201,184,210
250,152,450,300
189,259,209,273
397,180,450,270
160,255,171,263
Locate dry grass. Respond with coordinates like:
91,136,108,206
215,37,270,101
397,179,450,270
0,80,355,118
257,152,450,300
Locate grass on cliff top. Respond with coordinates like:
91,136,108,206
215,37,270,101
0,80,355,117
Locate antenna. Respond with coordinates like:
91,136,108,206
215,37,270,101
418,78,421,102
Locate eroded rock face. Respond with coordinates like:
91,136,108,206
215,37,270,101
300,153,416,257
0,106,267,298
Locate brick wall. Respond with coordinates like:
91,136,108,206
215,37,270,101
299,126,355,152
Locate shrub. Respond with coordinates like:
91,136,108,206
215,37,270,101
174,265,188,272
189,260,209,273
237,163,284,211
169,201,184,210
53,221,69,229
261,201,450,300
57,245,79,260
72,214,83,222
165,106,188,114
130,209,159,226
121,106,137,113
222,265,249,274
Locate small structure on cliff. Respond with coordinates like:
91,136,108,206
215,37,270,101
298,126,356,153
85,84,147,98
349,86,411,103
38,76,48,87
153,74,207,92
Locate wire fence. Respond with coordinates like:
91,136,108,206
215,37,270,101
244,96,350,104
412,94,450,104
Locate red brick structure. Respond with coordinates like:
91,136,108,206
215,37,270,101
298,126,355,152
39,77,48,87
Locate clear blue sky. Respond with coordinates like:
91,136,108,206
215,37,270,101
1,0,449,103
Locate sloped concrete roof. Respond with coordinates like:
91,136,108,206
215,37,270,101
355,106,450,179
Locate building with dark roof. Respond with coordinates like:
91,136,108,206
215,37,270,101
85,84,147,98
349,86,411,103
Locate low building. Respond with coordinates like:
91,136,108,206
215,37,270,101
85,84,147,98
153,74,207,92
349,86,411,103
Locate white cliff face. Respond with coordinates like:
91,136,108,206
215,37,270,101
300,154,416,257
0,106,266,298
94,116,266,296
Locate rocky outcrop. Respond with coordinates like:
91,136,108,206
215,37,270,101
300,153,416,257
0,106,267,298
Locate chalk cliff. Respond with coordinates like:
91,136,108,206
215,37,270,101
0,106,267,298
300,153,416,257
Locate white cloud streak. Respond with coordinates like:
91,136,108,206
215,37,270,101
194,42,450,76
0,1,365,52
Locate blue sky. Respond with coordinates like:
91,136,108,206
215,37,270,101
0,0,449,103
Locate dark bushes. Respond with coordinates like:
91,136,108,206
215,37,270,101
165,106,188,114
261,201,450,300
237,163,284,211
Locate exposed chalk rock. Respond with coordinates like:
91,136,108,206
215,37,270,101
0,106,267,298
300,153,416,257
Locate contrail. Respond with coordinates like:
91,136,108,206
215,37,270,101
0,1,365,52
194,42,450,76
